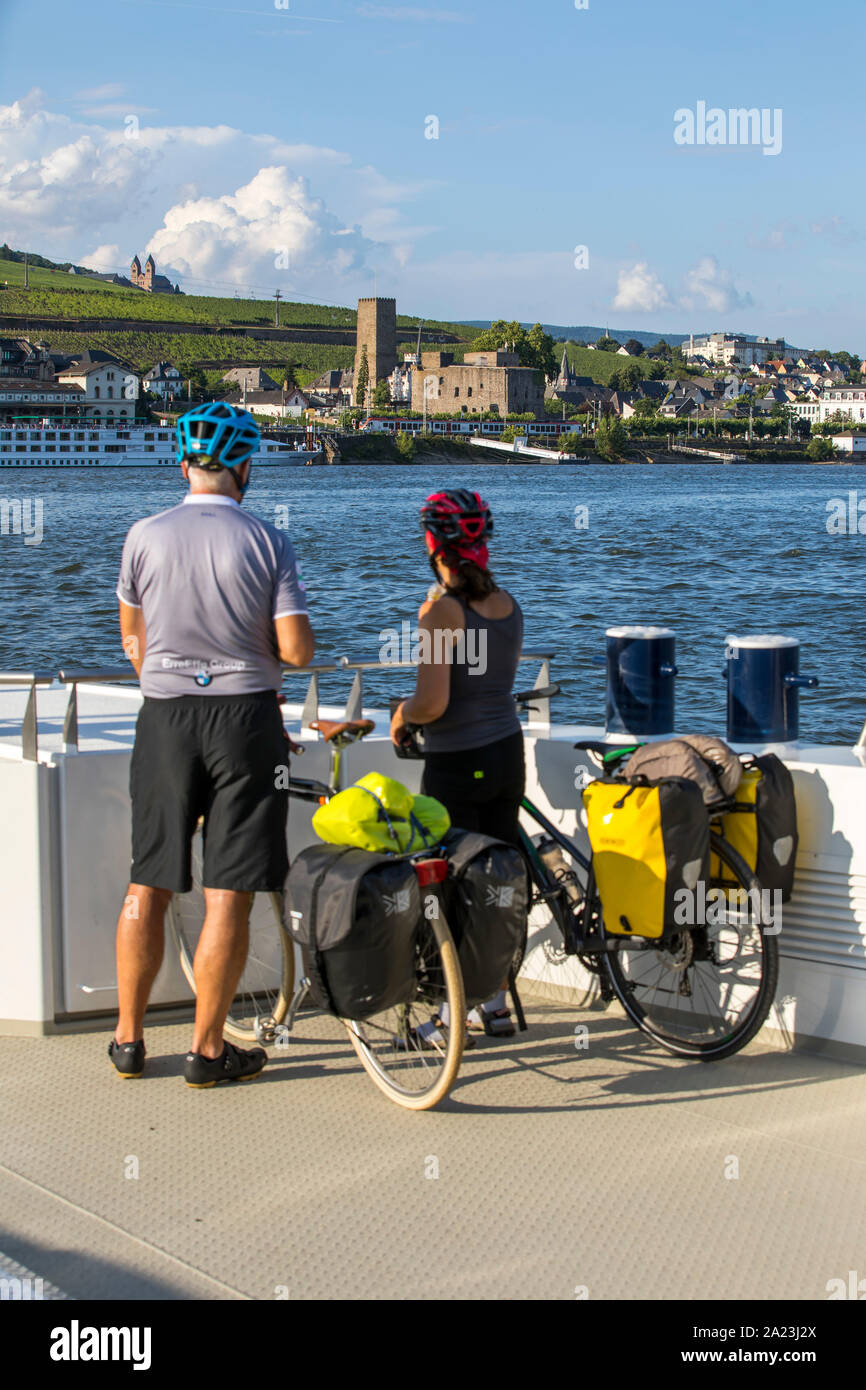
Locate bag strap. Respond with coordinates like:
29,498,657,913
408,809,435,850
353,784,404,846
308,847,352,1015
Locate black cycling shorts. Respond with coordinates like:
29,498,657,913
421,730,526,848
129,691,290,893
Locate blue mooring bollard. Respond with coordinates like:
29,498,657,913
725,635,818,744
605,626,678,736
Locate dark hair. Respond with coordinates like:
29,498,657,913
433,545,498,601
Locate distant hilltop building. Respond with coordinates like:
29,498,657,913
128,254,178,294
685,333,789,367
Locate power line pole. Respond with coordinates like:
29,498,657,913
23,252,29,290
274,289,281,329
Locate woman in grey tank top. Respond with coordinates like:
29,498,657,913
390,489,525,1038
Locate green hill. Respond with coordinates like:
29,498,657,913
562,343,665,384
0,250,679,390
0,256,473,338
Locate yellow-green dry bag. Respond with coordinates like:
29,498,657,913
312,772,450,854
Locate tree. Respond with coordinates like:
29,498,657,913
609,362,644,392
623,338,645,356
526,322,558,379
372,378,391,410
469,319,558,378
806,436,835,461
834,350,861,377
649,338,672,359
632,397,658,419
355,346,369,409
558,431,582,454
283,361,296,390
394,430,415,461
594,415,627,459
594,335,620,352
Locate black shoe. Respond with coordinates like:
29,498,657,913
108,1038,146,1078
184,1040,268,1089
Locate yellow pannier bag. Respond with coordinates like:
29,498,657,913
582,778,709,939
709,755,797,900
312,772,450,854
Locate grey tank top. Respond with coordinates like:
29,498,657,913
422,594,524,754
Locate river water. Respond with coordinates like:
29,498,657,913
1,461,863,744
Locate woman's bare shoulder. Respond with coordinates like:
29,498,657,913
421,592,465,627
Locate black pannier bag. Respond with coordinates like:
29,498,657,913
439,829,529,1006
284,844,421,1020
712,753,798,901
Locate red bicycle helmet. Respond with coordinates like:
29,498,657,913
420,489,493,568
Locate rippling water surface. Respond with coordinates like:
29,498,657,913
1,461,863,743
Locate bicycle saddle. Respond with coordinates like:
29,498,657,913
310,718,375,743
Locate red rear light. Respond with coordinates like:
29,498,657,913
414,857,448,886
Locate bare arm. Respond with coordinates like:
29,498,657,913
119,601,146,676
391,596,463,742
274,613,315,668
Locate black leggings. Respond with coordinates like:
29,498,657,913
421,730,525,847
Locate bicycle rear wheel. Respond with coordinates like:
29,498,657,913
343,904,464,1111
167,826,295,1045
602,835,779,1060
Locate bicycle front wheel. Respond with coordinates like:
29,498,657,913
343,904,465,1111
167,826,295,1046
602,835,779,1061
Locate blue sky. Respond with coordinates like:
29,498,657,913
0,0,863,349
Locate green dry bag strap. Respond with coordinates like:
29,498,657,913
408,810,435,851
353,784,403,847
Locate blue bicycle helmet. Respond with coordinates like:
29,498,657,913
176,402,260,470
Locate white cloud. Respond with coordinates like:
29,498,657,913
83,243,123,271
0,92,437,296
613,262,671,313
681,256,753,313
149,166,372,285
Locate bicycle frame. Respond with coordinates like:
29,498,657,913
517,794,618,958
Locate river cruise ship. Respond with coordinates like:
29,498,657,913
0,424,321,467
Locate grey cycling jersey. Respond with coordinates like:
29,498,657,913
117,494,307,697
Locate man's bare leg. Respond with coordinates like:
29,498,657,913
190,888,253,1059
115,884,172,1043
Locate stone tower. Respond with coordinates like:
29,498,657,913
354,297,398,385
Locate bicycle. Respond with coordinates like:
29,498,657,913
167,716,465,1111
512,686,780,1061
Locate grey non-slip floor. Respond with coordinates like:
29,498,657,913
1,1000,864,1301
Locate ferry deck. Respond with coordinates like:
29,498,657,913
1,657,865,1301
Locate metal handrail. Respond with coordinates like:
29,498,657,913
0,672,54,686
0,672,54,762
1,647,558,758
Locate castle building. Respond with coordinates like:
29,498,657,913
411,350,545,421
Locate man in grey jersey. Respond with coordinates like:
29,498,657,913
110,403,314,1087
